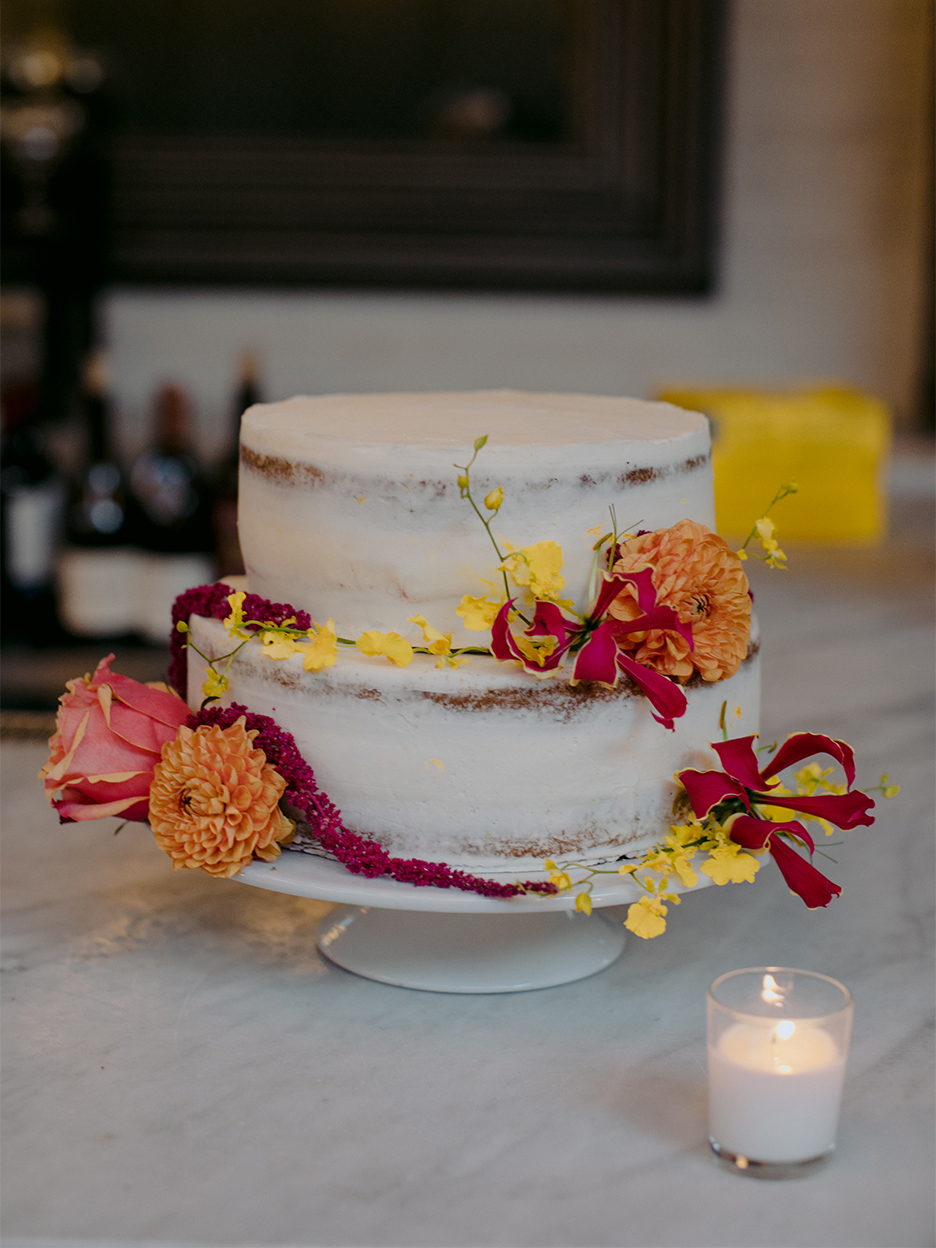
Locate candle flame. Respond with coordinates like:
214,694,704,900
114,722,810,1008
761,973,785,1004
776,1020,796,1039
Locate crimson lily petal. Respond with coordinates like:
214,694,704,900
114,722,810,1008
610,604,695,653
617,653,687,731
618,565,658,615
712,735,775,791
527,601,577,648
679,769,751,818
766,834,842,909
491,599,568,674
570,620,620,687
751,789,875,830
729,813,815,853
760,732,857,789
491,600,525,664
590,570,643,621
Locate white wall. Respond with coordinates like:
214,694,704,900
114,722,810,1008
105,0,933,462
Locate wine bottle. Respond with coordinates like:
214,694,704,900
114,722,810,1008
0,382,65,644
128,383,216,643
212,351,260,577
57,351,141,639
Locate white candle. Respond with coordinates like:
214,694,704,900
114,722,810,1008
708,1019,846,1163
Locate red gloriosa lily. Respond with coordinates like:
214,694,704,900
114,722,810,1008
677,731,876,909
489,566,695,729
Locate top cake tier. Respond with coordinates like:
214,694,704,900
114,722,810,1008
238,390,713,643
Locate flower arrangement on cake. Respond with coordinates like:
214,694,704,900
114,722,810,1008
38,433,896,938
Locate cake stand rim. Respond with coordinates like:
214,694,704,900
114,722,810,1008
234,847,712,913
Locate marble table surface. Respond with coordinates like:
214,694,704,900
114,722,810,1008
2,543,934,1248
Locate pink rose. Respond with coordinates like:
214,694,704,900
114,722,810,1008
39,654,190,823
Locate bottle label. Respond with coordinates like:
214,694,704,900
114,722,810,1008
58,547,144,637
5,482,64,589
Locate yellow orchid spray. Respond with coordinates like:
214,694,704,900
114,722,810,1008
737,482,798,568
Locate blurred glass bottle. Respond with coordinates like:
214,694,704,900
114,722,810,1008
213,350,260,577
0,382,65,643
57,351,140,639
128,383,216,644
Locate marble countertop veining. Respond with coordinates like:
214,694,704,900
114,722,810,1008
1,547,934,1248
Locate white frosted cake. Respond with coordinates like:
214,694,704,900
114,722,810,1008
185,390,760,873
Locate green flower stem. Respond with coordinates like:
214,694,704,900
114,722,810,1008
738,482,798,557
454,438,530,623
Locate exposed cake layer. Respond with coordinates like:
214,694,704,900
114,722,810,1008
238,391,713,646
187,612,760,874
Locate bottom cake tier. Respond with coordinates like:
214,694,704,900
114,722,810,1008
187,612,760,874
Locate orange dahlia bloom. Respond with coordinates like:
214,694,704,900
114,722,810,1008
149,719,293,878
608,520,751,682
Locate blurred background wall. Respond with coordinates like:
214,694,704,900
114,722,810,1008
95,0,933,464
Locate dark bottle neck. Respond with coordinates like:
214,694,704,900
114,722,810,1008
86,395,111,463
153,385,192,458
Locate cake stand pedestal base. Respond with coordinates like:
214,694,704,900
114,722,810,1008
315,905,626,993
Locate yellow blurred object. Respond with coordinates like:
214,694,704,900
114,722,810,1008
656,386,891,544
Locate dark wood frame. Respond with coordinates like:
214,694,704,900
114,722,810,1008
109,0,725,293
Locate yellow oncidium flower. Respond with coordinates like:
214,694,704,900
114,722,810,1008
223,591,250,639
456,594,502,632
666,822,704,849
356,630,414,668
484,486,504,512
700,843,760,886
548,869,572,892
575,892,592,915
500,540,567,601
793,761,831,794
259,630,304,661
407,613,452,656
754,517,788,568
624,894,668,940
297,619,338,672
755,516,776,543
201,668,229,699
515,632,558,667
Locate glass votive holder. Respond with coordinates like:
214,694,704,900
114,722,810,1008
707,966,853,1179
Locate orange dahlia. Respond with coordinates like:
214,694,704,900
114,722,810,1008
149,719,294,878
608,519,751,682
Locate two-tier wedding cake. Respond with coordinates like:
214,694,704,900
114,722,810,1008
183,390,760,873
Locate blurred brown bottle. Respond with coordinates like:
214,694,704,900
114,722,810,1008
213,351,261,577
127,382,216,643
58,350,139,639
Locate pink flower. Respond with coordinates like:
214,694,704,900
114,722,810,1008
678,732,875,908
39,654,190,823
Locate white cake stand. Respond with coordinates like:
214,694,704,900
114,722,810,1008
236,851,712,994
